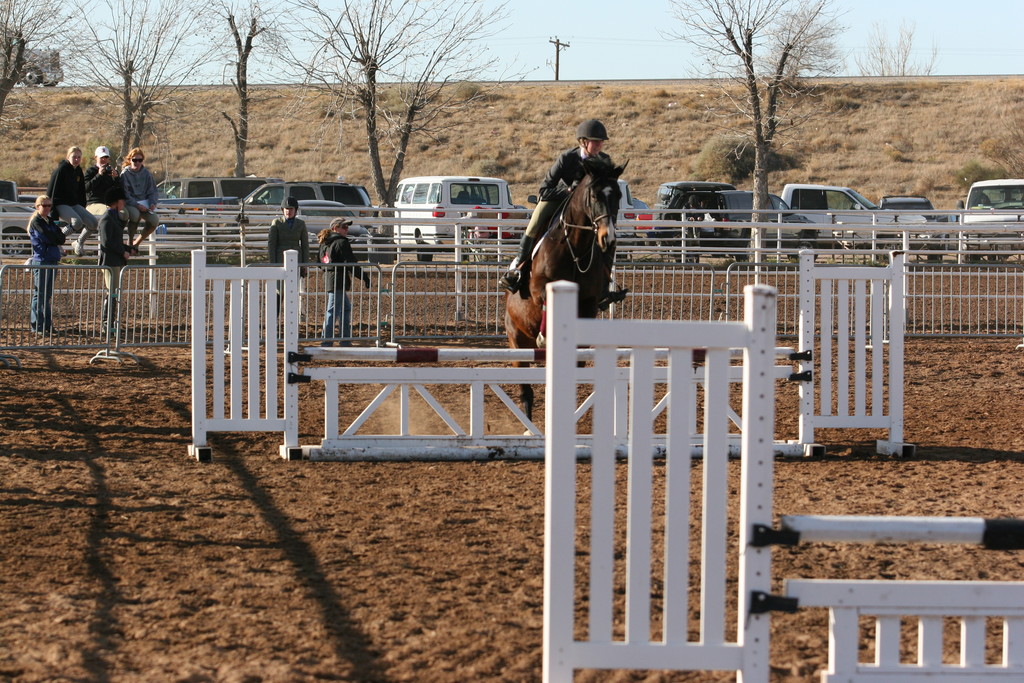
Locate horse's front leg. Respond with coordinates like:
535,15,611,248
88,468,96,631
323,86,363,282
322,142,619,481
520,382,534,427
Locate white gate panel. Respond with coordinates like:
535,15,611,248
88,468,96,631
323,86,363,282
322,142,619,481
543,280,778,682
797,251,912,456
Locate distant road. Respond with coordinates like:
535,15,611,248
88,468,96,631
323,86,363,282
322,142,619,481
511,74,1024,86
43,74,1021,90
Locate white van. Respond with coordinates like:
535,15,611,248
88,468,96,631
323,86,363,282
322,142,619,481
393,176,519,259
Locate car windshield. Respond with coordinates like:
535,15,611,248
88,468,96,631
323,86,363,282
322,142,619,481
968,186,1024,209
161,184,181,199
848,189,878,210
248,186,283,205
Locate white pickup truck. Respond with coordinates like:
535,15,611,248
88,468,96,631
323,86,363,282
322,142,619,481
959,179,1024,255
780,183,925,248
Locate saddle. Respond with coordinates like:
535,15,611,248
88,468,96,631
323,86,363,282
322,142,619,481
516,204,567,300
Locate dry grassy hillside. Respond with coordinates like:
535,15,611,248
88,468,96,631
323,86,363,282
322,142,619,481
1,77,1022,209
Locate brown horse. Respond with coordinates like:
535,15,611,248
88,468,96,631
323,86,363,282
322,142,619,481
504,157,627,421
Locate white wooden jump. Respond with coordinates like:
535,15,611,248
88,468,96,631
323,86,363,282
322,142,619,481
542,279,1024,682
797,250,912,456
188,248,911,461
189,249,301,462
785,580,1024,682
543,280,779,682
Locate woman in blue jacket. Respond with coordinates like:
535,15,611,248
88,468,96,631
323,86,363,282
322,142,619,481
27,195,66,333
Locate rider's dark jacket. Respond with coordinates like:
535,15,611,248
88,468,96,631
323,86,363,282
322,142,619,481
537,148,613,202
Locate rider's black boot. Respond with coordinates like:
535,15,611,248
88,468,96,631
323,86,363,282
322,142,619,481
499,233,537,293
597,281,629,311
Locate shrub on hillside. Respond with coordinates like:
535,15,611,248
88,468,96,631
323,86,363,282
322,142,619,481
692,135,795,183
473,159,508,177
953,160,1004,190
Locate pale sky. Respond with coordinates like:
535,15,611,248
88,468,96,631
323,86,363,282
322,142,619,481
479,0,1024,81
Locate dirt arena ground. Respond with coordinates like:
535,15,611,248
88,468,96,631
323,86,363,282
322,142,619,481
2,338,1024,682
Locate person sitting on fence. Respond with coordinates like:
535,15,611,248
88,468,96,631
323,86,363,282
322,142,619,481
119,147,161,250
27,195,66,334
47,146,98,257
82,146,127,239
97,186,131,332
498,118,626,308
318,218,369,347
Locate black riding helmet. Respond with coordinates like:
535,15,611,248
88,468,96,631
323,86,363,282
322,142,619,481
576,119,608,141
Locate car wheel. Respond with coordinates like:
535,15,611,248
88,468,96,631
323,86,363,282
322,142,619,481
1,227,29,258
416,251,434,262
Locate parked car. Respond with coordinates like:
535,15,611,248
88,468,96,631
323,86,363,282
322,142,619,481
295,200,395,264
958,179,1024,257
715,190,820,250
0,180,19,203
393,175,519,261
243,181,373,210
0,200,39,257
645,180,737,245
294,200,370,242
781,183,925,249
159,176,281,201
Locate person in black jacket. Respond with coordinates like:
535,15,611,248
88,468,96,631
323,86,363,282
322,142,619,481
498,119,626,308
79,146,126,256
318,218,369,347
97,186,131,332
47,146,98,257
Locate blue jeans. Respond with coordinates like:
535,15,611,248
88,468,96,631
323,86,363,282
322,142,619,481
30,263,56,331
321,291,352,346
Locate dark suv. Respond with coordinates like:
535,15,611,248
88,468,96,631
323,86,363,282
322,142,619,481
646,183,817,257
646,181,736,246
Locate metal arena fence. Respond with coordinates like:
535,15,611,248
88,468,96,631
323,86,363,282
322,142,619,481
3,254,1024,367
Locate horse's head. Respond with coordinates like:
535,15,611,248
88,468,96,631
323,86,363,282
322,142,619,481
577,157,628,252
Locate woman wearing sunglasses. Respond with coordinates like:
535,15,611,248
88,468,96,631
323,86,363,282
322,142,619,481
119,147,160,249
27,195,66,334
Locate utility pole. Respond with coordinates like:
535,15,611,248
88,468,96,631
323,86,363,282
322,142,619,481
549,36,569,81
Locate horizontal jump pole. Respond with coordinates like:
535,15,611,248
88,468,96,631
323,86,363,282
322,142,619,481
779,515,1024,549
301,346,798,363
306,441,808,462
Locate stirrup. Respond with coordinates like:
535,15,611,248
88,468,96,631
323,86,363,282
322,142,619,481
499,269,521,293
598,286,629,311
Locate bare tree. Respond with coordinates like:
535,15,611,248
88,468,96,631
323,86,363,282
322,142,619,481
855,20,937,77
0,0,66,126
665,0,844,210
214,0,284,177
290,0,511,206
71,0,214,159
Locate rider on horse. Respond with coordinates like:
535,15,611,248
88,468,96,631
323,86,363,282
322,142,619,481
499,119,627,308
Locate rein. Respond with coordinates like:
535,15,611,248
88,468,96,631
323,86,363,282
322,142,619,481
558,212,602,274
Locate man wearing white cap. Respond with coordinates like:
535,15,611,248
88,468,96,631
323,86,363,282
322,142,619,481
78,145,123,257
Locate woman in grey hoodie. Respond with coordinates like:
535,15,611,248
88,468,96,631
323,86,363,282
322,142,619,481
119,146,160,248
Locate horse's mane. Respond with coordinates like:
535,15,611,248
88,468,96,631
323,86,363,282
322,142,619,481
581,156,626,180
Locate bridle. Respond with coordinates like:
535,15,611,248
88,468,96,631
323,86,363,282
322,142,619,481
557,189,614,275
